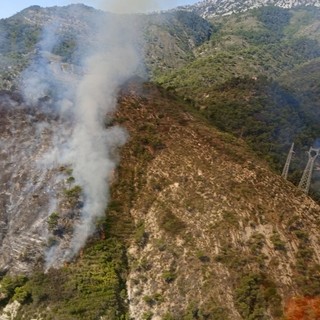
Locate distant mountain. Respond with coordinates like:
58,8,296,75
0,5,212,91
178,0,320,17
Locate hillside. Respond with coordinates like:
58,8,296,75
143,11,212,75
155,6,320,198
1,3,320,320
116,81,320,320
4,2,318,181
1,80,320,319
177,0,320,17
0,5,212,91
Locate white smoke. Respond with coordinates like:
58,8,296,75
28,7,140,269
19,0,174,269
20,23,59,105
20,22,77,116
97,0,177,13
62,28,140,259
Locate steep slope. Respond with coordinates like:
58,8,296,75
155,6,320,197
178,0,320,17
115,81,320,320
157,6,320,91
0,4,105,90
279,58,320,120
1,79,320,319
143,11,212,75
1,4,320,320
0,5,212,91
0,93,56,274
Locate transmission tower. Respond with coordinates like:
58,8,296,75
282,143,295,180
298,147,320,194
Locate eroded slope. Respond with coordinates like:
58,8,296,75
115,82,320,319
1,81,320,319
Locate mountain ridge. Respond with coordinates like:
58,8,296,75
178,0,320,17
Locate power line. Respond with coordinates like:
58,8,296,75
281,143,294,180
298,147,320,194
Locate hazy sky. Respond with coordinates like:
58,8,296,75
0,0,198,19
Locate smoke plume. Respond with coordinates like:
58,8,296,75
98,0,175,13
20,22,76,113
62,16,140,260
19,3,143,268
21,23,60,105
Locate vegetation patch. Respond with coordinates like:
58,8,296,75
13,239,129,319
270,232,286,251
162,270,177,284
155,6,320,200
134,220,149,248
143,293,164,306
64,185,82,199
158,210,186,236
293,230,320,296
63,185,82,207
248,233,265,255
235,273,282,319
47,212,60,231
0,275,28,307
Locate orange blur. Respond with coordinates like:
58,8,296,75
284,297,320,320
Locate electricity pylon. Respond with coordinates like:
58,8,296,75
282,143,294,180
298,147,320,194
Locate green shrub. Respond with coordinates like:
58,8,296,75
248,233,265,254
162,271,176,283
222,211,239,227
134,220,148,247
142,311,153,320
143,295,155,306
64,185,82,198
66,176,75,184
0,275,28,305
294,230,309,243
158,210,186,236
196,250,210,263
162,313,176,320
235,273,282,320
47,212,59,230
13,286,31,304
143,293,164,306
270,232,286,251
64,185,82,206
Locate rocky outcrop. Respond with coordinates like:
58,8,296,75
178,0,320,17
